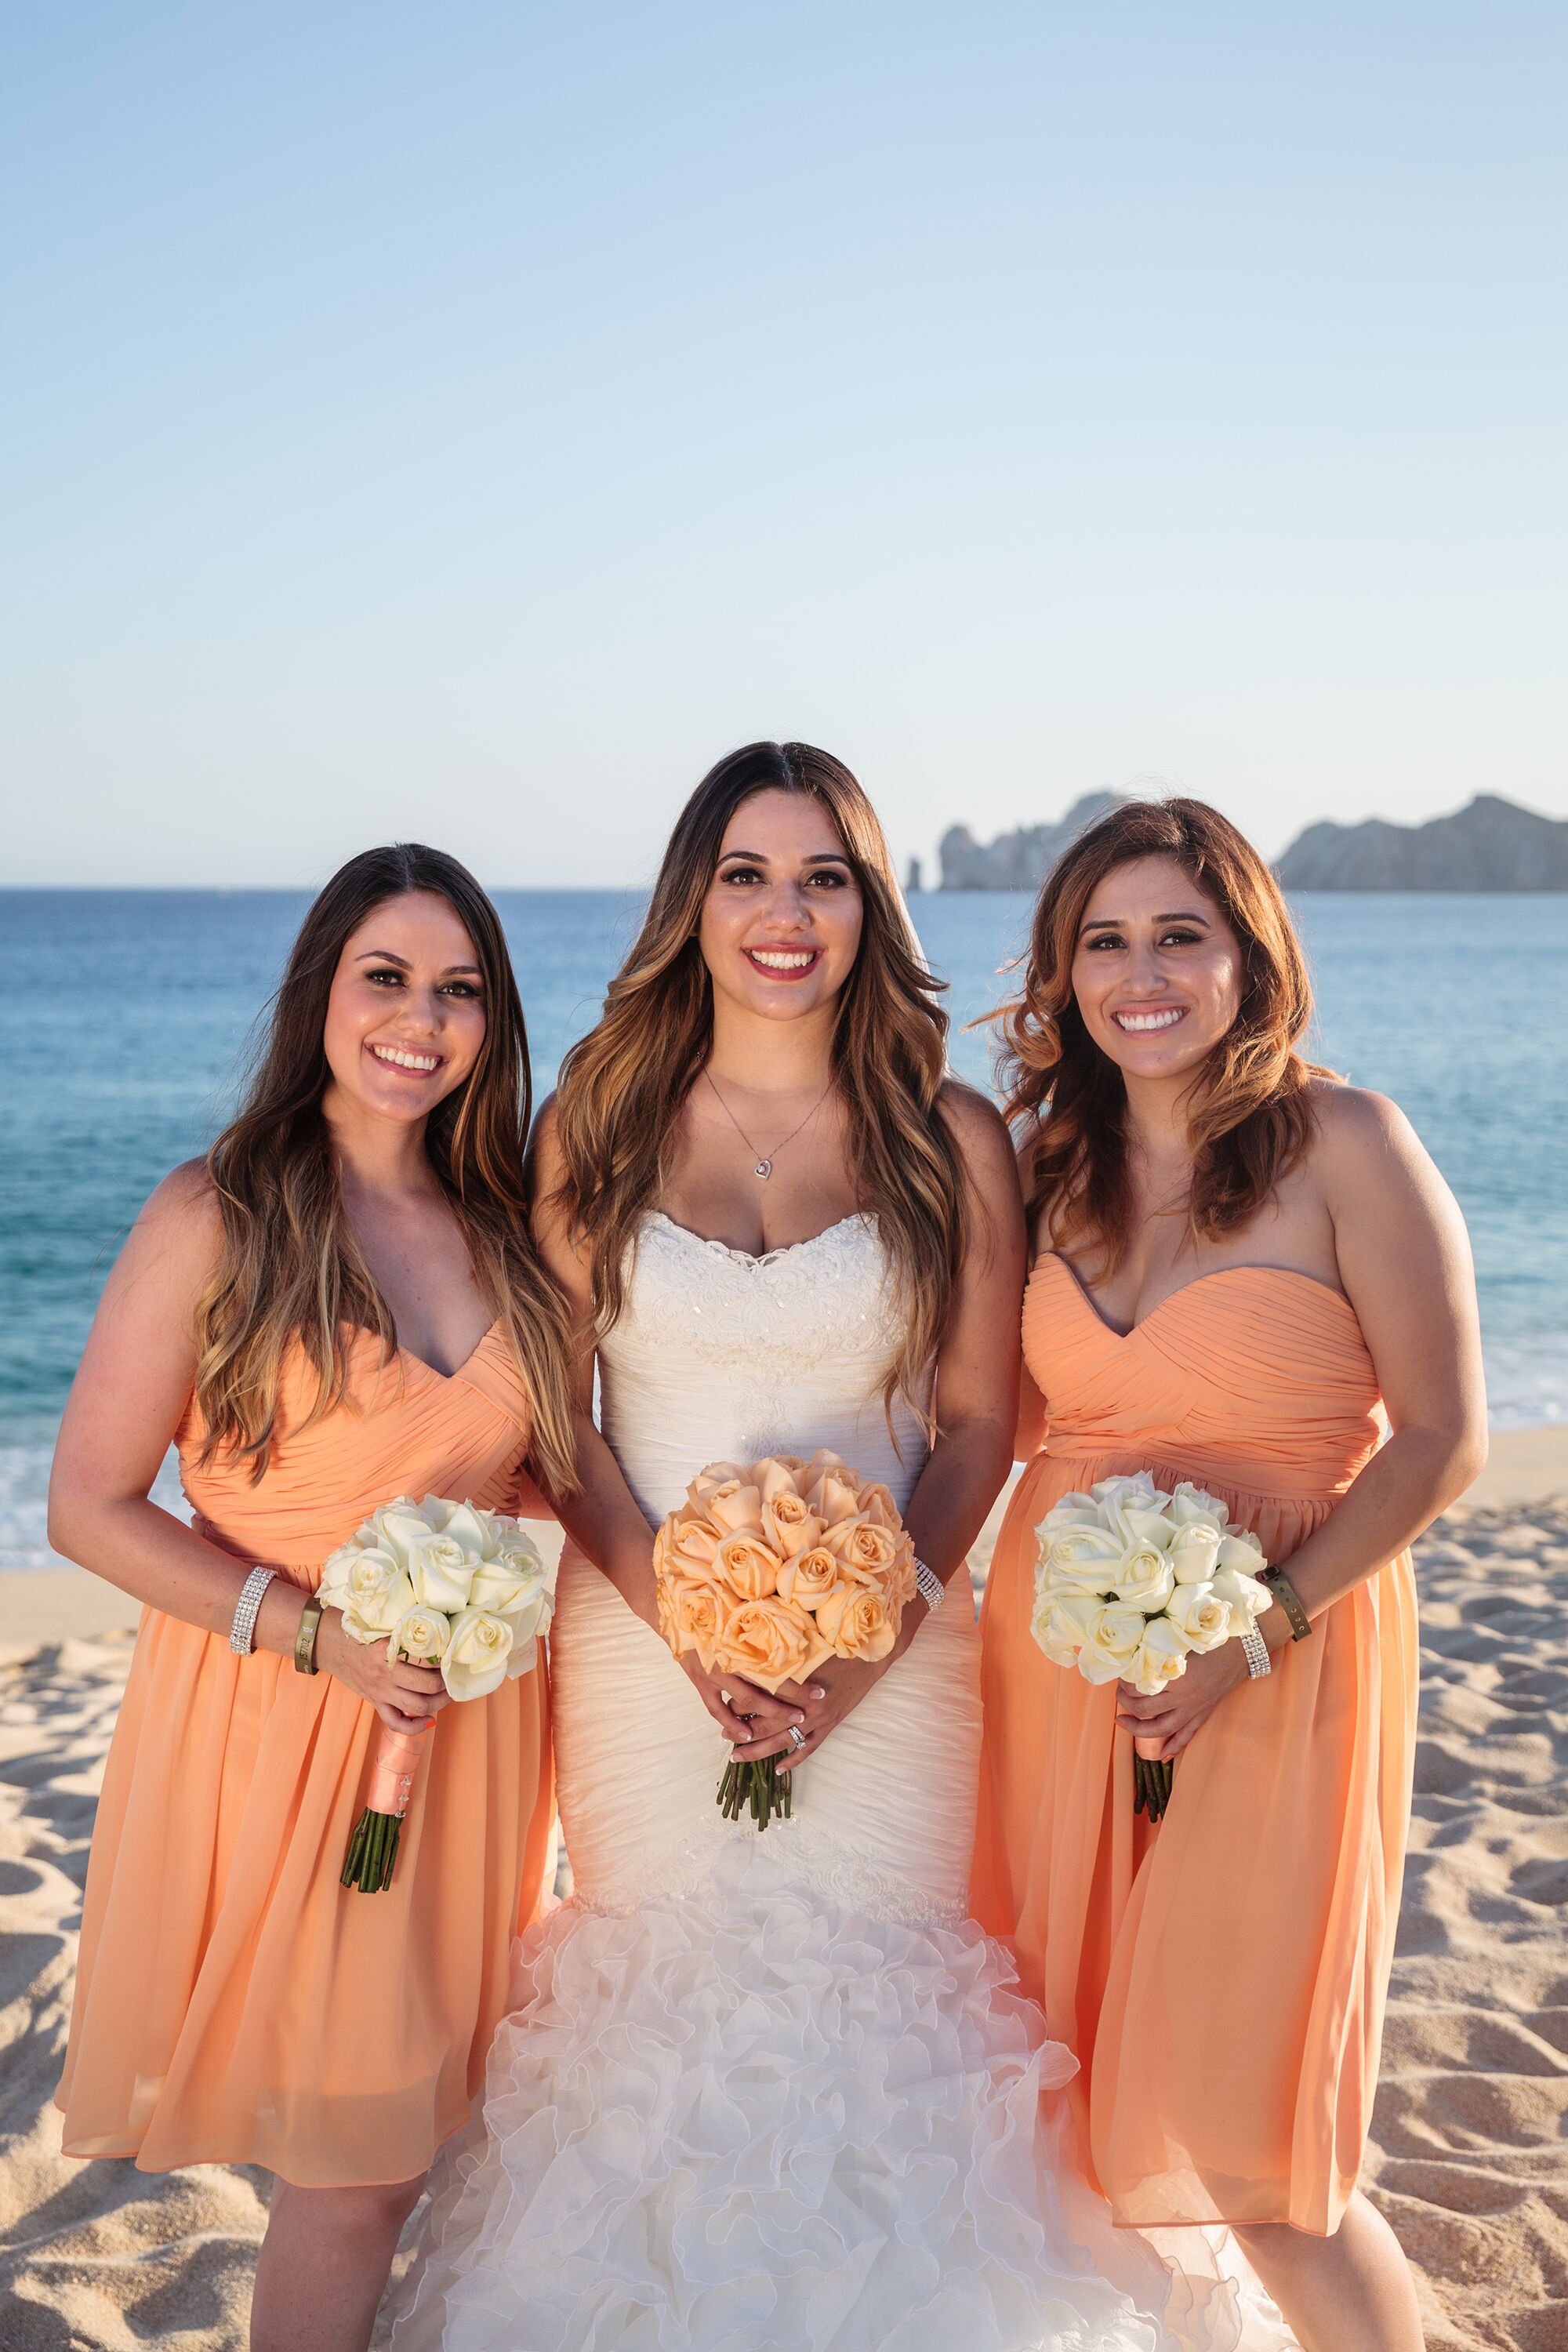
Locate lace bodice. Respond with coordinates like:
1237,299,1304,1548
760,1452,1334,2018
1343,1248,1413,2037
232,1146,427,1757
597,1210,931,1524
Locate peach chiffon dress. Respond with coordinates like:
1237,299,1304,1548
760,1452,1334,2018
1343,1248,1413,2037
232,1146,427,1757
56,1326,555,2190
972,1255,1418,2238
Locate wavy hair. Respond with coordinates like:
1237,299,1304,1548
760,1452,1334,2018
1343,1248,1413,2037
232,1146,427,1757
996,797,1334,1266
192,844,579,1494
552,742,968,1419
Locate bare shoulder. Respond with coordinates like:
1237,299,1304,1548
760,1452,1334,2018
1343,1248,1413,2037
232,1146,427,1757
1308,1079,1428,1178
524,1091,566,1195
938,1078,1017,1185
137,1158,224,1255
104,1159,224,1312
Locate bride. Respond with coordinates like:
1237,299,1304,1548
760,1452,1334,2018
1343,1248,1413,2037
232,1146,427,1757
389,743,1272,2351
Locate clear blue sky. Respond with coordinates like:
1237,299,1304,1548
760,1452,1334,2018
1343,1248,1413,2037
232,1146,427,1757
4,2,1564,887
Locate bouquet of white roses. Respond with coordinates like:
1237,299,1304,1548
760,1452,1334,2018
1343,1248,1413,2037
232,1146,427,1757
321,1494,557,1891
1031,1472,1272,1820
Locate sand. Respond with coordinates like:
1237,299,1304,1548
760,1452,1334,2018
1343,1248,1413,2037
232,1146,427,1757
2,1432,1565,2350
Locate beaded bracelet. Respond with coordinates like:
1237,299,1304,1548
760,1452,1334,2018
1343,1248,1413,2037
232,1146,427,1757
914,1559,945,1613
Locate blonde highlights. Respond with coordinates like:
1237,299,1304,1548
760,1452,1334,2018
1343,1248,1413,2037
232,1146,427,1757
551,742,968,1417
192,844,579,1494
996,797,1335,1266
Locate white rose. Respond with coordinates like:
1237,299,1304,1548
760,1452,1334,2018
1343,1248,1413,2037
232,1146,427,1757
1039,1493,1105,1534
373,1500,440,1569
387,1602,451,1665
408,1532,477,1611
334,1555,417,1639
1090,1472,1164,1510
1167,1522,1224,1584
469,1548,556,1652
1216,1530,1267,1576
1127,1616,1192,1697
1076,1600,1149,1684
441,1606,517,1700
1163,1579,1233,1652
1113,1540,1177,1614
1103,1498,1178,1554
1029,1588,1104,1668
1212,1564,1272,1626
435,1499,503,1559
1041,1525,1124,1593
1170,1481,1233,1528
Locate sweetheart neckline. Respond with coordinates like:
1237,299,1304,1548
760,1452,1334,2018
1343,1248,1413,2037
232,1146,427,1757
387,1319,504,1385
1030,1250,1356,1341
645,1209,875,1268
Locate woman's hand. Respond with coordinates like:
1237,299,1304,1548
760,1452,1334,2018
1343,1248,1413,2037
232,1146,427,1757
1115,1638,1249,1762
728,1643,906,1772
681,1653,814,1751
314,1607,452,1735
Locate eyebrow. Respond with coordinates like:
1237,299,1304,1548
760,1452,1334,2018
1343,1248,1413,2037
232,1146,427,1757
355,948,484,975
1078,909,1214,933
717,848,854,868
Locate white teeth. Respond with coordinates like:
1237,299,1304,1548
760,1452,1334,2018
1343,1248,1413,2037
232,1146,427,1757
750,950,815,971
1115,1009,1185,1033
371,1044,441,1072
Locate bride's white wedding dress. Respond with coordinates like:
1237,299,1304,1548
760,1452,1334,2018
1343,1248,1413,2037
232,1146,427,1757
390,1214,1287,2352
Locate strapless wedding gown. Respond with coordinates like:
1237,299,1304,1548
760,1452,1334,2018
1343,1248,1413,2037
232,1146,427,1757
390,1215,1268,2352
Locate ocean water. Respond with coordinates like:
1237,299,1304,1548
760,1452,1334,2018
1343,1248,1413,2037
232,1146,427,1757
3,888,1564,1568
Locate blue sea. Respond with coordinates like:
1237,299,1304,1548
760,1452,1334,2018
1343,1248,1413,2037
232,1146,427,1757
3,889,1565,1569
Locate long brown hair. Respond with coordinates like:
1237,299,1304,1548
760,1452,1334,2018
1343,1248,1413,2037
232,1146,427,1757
997,797,1334,1266
193,844,579,1493
552,742,968,1417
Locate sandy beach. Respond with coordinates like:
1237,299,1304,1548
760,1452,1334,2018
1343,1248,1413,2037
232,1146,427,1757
3,1431,1565,2350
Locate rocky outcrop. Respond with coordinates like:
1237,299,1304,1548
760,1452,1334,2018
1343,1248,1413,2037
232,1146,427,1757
938,793,1127,890
1276,795,1568,890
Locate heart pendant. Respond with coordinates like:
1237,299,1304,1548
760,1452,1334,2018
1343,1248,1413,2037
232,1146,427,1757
754,1159,773,1180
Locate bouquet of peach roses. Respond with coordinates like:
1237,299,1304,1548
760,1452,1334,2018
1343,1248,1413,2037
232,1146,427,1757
654,1450,918,1829
320,1494,557,1891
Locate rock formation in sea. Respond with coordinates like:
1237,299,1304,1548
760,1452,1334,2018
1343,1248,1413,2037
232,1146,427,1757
938,793,1127,889
1276,794,1568,890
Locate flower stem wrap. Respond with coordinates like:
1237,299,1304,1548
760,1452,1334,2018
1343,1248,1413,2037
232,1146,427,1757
341,1724,431,1893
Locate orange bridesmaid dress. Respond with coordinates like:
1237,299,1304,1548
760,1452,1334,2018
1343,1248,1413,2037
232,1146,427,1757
972,1255,1418,2237
56,1327,555,2189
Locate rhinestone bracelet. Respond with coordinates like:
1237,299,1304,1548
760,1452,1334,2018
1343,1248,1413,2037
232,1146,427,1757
230,1565,276,1657
914,1559,945,1613
1239,1621,1272,1679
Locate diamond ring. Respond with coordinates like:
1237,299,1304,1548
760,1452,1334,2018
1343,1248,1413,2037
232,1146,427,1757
786,1724,808,1751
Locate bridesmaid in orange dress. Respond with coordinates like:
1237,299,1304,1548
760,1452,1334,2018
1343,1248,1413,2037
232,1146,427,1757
49,846,577,2352
972,799,1487,2351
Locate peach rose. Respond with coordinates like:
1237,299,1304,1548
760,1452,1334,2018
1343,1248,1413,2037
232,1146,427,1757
763,1489,823,1559
713,1531,782,1600
711,1598,813,1692
804,1468,865,1524
855,1481,901,1531
704,1479,766,1535
662,1579,730,1671
670,1515,723,1570
815,1582,897,1663
826,1519,898,1579
775,1544,842,1610
757,1458,804,1504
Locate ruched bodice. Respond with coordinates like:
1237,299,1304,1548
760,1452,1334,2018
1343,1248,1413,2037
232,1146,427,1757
1027,1256,1383,1501
178,1324,537,1579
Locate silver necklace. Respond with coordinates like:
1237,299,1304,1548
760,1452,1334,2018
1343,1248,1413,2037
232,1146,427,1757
702,1069,830,1181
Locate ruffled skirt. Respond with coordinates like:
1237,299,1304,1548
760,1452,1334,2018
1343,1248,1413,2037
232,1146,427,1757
389,1835,1190,2351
